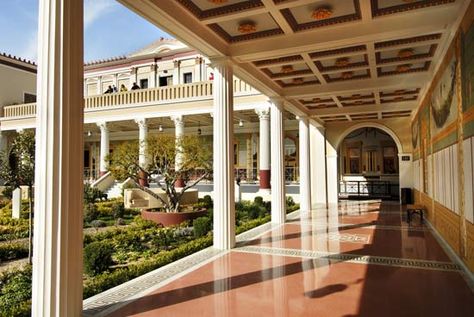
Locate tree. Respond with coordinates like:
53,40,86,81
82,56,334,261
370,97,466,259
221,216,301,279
108,134,212,212
0,130,35,264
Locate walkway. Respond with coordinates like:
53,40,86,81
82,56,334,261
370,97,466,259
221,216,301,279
102,201,474,316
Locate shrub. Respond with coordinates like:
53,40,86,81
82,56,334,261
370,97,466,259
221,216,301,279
111,202,125,219
84,203,99,223
0,243,29,261
286,196,295,207
0,266,32,317
254,196,264,206
193,216,211,238
200,195,213,209
83,241,114,276
115,218,126,226
83,236,213,298
84,183,107,204
90,220,107,229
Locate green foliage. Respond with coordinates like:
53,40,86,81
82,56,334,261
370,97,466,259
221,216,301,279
1,186,14,200
112,203,125,220
254,196,264,206
90,220,107,229
0,242,28,261
83,183,107,204
236,215,271,235
83,236,213,298
83,241,114,276
0,266,32,317
235,200,270,225
193,217,211,238
0,130,35,189
0,223,29,241
84,203,99,223
286,196,295,207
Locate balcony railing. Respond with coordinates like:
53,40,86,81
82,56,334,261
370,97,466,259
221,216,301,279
3,102,37,117
2,79,257,118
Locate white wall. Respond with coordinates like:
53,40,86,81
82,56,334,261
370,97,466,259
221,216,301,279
398,153,413,191
0,64,36,108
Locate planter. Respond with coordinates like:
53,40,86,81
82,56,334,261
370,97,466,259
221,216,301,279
141,209,208,227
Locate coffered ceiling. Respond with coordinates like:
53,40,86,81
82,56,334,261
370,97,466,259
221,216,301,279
119,0,469,125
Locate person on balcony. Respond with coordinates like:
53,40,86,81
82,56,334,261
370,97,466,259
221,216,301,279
104,85,113,94
131,82,140,90
120,84,128,92
112,85,118,93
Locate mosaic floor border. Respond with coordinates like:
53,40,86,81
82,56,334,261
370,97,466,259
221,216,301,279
234,245,462,272
287,221,428,232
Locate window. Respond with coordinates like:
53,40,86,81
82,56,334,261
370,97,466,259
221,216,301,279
23,93,36,103
159,76,173,87
140,79,148,89
183,72,192,84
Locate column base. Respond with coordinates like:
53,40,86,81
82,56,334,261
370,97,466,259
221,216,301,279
99,171,107,177
259,169,271,189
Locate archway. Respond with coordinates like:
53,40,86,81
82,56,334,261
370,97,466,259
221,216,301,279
337,125,402,200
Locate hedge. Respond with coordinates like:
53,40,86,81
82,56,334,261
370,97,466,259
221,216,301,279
0,266,32,317
83,235,213,298
0,243,29,262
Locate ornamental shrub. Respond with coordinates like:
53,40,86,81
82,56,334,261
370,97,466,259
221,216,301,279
83,241,114,276
254,196,264,206
193,216,211,238
84,203,99,223
0,243,29,261
111,202,125,219
0,265,32,317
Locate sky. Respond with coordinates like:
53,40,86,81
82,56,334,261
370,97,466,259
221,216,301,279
0,0,172,63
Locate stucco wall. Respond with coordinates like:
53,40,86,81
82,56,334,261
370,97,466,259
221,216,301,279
0,64,36,109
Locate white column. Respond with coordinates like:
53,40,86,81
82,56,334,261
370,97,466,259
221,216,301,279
298,116,311,212
212,58,235,250
173,60,180,85
33,0,84,315
256,106,271,193
310,125,327,205
129,67,137,87
326,144,339,205
270,98,286,224
135,118,148,168
97,76,102,94
149,64,157,88
97,122,109,176
171,115,184,169
194,57,202,82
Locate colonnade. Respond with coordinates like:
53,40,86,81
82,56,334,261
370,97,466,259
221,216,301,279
31,0,313,314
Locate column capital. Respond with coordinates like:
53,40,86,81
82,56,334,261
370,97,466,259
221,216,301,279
130,67,137,75
195,56,203,65
96,121,108,132
170,115,184,126
269,97,285,110
209,56,232,68
173,59,181,67
296,115,309,124
134,117,147,128
255,106,270,120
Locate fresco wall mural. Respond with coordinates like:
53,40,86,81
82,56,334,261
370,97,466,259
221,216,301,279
430,56,458,137
462,22,474,113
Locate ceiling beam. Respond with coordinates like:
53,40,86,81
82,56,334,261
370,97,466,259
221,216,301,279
311,101,416,116
282,72,428,98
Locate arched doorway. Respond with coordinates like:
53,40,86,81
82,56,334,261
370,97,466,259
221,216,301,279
337,126,401,200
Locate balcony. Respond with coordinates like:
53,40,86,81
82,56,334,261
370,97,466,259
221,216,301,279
0,79,259,122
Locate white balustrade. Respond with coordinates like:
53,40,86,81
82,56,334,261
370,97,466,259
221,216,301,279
2,79,255,118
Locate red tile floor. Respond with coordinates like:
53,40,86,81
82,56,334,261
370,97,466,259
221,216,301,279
109,201,474,317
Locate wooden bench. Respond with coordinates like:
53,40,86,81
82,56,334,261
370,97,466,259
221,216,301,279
406,204,425,224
